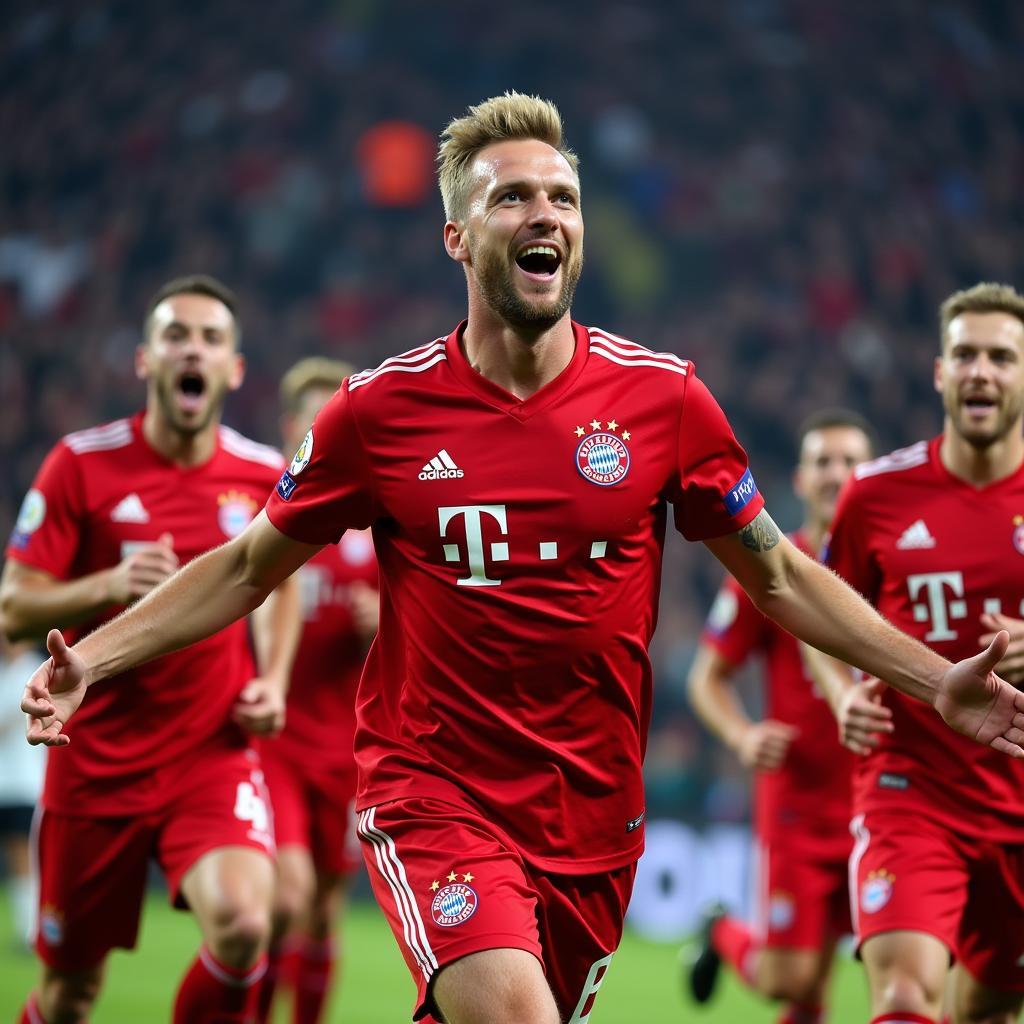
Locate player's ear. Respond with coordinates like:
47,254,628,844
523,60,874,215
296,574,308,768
444,221,470,265
792,464,806,501
134,342,151,382
933,354,944,395
228,353,246,392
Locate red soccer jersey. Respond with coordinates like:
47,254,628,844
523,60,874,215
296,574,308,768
265,322,764,872
5,414,285,816
702,531,854,845
269,529,378,777
826,436,1024,841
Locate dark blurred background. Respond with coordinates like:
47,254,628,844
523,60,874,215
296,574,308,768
2,0,1022,828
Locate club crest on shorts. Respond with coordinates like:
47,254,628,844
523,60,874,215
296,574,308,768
1013,516,1024,555
430,880,479,928
574,418,631,487
39,904,64,946
861,870,895,914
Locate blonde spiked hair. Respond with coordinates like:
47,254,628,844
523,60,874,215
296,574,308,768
940,282,1024,347
279,356,352,413
438,92,579,221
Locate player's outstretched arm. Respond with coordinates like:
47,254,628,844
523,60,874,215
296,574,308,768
21,511,321,746
705,509,1024,757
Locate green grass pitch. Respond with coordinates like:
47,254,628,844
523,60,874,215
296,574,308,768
0,890,870,1021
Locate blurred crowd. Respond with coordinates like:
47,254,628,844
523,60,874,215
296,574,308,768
3,0,1022,824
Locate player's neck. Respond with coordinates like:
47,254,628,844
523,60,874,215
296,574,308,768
461,302,575,400
940,424,1024,486
141,408,219,467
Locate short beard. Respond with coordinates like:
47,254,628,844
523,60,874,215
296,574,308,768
154,378,221,436
472,241,583,333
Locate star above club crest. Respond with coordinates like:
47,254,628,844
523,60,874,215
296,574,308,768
447,870,458,883
575,426,585,437
430,880,439,891
622,430,631,441
463,872,474,883
590,419,601,430
607,419,618,432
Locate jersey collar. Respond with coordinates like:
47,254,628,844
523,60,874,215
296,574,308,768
444,320,591,421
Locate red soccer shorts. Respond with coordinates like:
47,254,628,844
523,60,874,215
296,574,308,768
752,829,852,949
33,747,274,972
850,810,1024,991
357,796,636,1023
260,745,360,876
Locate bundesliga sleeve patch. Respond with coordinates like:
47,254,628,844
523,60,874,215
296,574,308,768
10,488,46,549
723,468,759,516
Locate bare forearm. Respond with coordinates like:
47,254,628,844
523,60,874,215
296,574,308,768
250,572,301,689
758,558,947,706
687,653,750,752
0,568,116,641
76,540,267,685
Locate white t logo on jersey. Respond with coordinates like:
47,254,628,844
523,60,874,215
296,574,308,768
438,505,509,587
907,571,966,642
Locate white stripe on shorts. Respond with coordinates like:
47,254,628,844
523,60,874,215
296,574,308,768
358,806,438,978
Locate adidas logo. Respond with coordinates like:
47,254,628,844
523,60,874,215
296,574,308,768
896,519,935,550
418,449,464,480
110,493,150,523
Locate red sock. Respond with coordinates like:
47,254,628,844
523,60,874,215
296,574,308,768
19,994,50,1024
711,915,757,986
870,1014,937,1024
173,946,268,1024
256,941,282,1024
777,1004,823,1024
293,937,336,1024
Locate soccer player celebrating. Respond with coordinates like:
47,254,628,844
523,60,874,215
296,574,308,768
1,276,300,1024
685,410,873,1023
18,99,1024,1024
257,358,378,1024
811,283,1024,1024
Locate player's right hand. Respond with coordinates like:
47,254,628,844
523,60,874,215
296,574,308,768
106,532,179,605
836,677,894,756
736,720,798,771
21,628,87,746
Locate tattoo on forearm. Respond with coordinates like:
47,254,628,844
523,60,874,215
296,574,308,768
739,511,781,553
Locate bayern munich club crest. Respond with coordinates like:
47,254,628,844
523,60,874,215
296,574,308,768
431,882,479,928
575,419,631,487
1013,516,1024,555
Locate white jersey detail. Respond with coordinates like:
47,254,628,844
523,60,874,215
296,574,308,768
348,341,447,392
854,441,929,480
358,808,438,979
218,426,286,469
588,329,690,376
110,493,150,524
64,420,133,455
896,519,936,550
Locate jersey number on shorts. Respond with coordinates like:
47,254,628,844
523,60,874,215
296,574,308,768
233,780,269,834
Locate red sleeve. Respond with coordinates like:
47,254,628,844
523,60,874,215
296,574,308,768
5,442,84,578
265,382,379,546
701,574,770,666
668,373,765,541
823,477,880,602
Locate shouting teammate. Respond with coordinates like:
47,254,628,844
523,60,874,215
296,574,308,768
18,99,1024,1024
1,276,300,1024
813,283,1024,1024
686,410,872,1023
257,358,378,1024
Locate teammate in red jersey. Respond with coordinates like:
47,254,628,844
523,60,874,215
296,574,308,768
685,410,873,1024
17,98,1024,1024
0,275,301,1024
807,282,1024,1024
257,358,378,1024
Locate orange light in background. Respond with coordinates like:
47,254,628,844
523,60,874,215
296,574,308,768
356,120,434,208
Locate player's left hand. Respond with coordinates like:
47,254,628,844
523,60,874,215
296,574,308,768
21,628,88,746
935,630,1024,757
979,613,1024,685
232,677,286,737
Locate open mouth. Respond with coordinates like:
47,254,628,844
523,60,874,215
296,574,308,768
963,396,996,414
515,244,561,279
176,371,207,413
